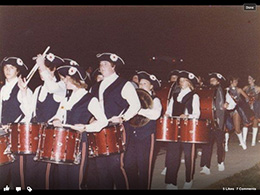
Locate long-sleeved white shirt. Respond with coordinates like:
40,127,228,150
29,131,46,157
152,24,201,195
53,88,108,132
138,95,162,120
0,77,33,123
166,87,200,119
98,72,141,121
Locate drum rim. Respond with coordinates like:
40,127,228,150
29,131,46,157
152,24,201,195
7,122,45,126
34,156,78,165
0,131,8,136
0,159,15,166
44,125,80,134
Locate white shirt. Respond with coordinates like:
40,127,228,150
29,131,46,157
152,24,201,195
138,94,162,120
98,72,141,121
53,88,108,132
166,87,200,119
0,77,33,123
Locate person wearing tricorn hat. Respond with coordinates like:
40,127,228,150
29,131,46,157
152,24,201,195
161,69,181,176
242,74,260,147
200,72,226,176
50,62,108,189
168,69,180,84
0,57,33,189
124,71,162,189
129,70,139,89
90,52,141,189
24,53,66,190
164,70,200,189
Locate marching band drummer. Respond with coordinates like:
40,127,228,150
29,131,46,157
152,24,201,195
200,73,226,175
124,71,162,189
51,61,108,189
90,52,141,189
0,57,32,189
242,74,260,146
161,69,181,176
25,53,66,190
164,70,200,190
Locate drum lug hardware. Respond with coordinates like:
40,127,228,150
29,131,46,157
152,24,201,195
74,151,81,165
189,130,194,134
4,145,12,154
57,142,63,147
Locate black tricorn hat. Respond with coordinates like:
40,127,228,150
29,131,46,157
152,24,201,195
137,70,161,90
96,52,125,67
178,70,199,86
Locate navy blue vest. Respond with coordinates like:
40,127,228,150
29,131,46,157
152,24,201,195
34,86,61,123
1,84,24,124
91,77,129,118
66,92,94,142
172,91,194,116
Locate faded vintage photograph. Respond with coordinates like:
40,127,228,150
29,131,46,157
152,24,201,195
0,4,259,191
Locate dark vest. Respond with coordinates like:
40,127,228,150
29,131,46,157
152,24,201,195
172,91,194,116
66,92,94,142
91,77,129,118
34,86,61,123
1,84,24,124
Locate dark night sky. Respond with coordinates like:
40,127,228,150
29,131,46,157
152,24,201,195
0,5,259,89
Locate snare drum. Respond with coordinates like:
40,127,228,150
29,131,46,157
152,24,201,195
156,116,179,142
0,130,15,166
180,119,209,143
35,125,82,165
87,124,125,157
9,122,44,154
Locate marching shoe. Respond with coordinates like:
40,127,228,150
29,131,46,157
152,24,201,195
200,166,211,175
183,180,193,189
166,184,178,190
251,127,258,146
225,144,228,152
218,162,225,172
161,167,167,175
236,133,247,150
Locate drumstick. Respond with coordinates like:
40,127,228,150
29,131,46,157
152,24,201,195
25,46,50,86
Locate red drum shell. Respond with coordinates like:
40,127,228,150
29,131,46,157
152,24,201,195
156,116,179,142
0,131,15,166
9,123,43,154
155,82,175,113
87,124,125,157
35,126,81,165
180,119,209,143
195,88,216,121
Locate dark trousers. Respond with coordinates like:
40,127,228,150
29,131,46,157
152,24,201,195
165,142,196,185
83,157,99,189
52,141,88,189
11,155,25,189
25,154,53,190
200,130,225,168
95,153,128,189
124,133,155,189
0,163,11,189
